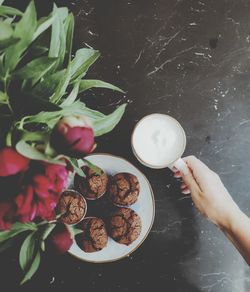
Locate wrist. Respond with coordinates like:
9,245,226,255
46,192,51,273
218,202,246,232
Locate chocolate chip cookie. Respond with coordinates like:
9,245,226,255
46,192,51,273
56,190,87,225
109,173,140,206
74,166,109,200
109,208,141,245
77,217,108,252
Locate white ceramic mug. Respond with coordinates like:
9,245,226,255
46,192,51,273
131,113,189,174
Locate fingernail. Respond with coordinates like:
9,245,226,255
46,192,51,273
182,189,191,194
173,172,181,178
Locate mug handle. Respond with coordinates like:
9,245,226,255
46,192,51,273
173,158,189,175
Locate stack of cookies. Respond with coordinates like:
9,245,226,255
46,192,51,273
56,165,142,253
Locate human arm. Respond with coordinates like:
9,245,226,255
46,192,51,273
175,156,250,265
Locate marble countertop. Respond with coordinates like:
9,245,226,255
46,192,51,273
2,0,250,291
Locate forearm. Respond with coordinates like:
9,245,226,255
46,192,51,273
220,208,250,265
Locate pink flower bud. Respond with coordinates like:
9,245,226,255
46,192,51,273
49,224,73,254
51,116,95,157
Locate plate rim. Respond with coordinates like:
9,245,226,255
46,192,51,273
68,152,155,263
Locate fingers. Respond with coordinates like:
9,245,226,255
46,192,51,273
180,182,187,189
173,171,181,178
181,182,191,194
182,188,191,194
181,168,202,196
173,168,191,194
173,159,201,195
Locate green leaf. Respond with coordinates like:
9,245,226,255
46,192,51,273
39,223,56,252
20,250,40,285
56,6,68,22
55,16,67,69
49,5,68,69
18,110,62,129
16,140,66,165
70,48,100,82
0,53,4,78
0,222,37,243
3,16,15,25
0,36,20,51
19,99,119,134
20,130,49,143
31,69,65,99
82,159,102,175
0,21,13,40
32,13,56,42
50,64,71,103
41,223,56,241
64,13,74,64
0,5,23,17
23,222,38,229
92,104,126,136
0,91,7,103
72,228,83,236
63,100,105,119
4,1,37,72
60,80,80,106
68,158,86,177
79,79,125,93
13,56,57,82
19,232,36,271
40,241,45,252
49,6,61,59
57,10,73,69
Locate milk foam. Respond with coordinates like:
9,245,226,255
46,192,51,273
132,114,185,167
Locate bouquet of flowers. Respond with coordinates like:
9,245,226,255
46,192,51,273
0,1,126,284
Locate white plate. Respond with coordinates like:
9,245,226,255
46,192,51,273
68,153,155,263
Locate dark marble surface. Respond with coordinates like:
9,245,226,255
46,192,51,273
2,0,250,291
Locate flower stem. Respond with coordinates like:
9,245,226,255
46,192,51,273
6,131,12,146
37,219,57,226
6,100,14,115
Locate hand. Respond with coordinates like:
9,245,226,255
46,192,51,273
174,156,241,229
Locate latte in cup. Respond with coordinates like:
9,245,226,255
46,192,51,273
131,114,186,169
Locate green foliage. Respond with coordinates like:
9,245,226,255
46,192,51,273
20,250,41,285
0,220,61,285
0,0,127,284
0,222,37,243
0,1,126,168
19,232,37,271
79,79,125,93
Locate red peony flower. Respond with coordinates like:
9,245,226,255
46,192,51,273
0,201,15,230
0,147,29,177
15,185,35,222
14,162,69,224
44,163,69,193
49,224,73,254
0,145,70,230
51,115,95,157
